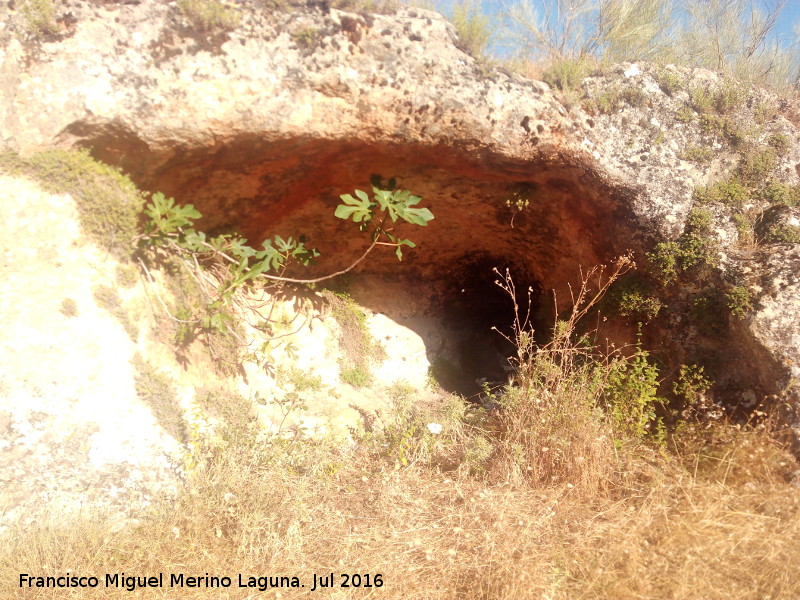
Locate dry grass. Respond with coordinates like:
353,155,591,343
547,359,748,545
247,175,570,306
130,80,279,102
2,422,798,600
2,264,799,599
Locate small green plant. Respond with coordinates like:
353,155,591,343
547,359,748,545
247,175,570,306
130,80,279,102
177,0,239,30
132,354,188,444
328,292,384,388
767,133,790,156
115,263,139,289
726,286,752,318
699,114,746,148
583,87,623,115
713,84,741,114
732,213,755,246
656,70,682,97
763,225,800,243
20,0,59,37
340,366,372,388
541,57,592,93
59,298,78,318
281,367,324,392
609,279,662,322
197,386,257,441
451,0,492,59
647,209,716,285
689,85,714,114
737,148,777,184
504,184,536,227
604,341,664,441
93,285,138,340
291,27,319,51
693,178,749,208
672,364,712,405
679,145,715,163
675,106,695,123
691,289,728,335
621,86,646,108
757,181,798,206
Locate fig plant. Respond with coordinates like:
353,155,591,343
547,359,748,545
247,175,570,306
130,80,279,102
138,176,434,363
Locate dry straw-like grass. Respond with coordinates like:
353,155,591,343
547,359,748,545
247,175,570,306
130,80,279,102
2,260,799,599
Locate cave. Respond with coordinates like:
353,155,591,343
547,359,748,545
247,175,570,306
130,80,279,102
73,128,643,395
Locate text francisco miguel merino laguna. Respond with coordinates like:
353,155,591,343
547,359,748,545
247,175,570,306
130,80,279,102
19,572,384,592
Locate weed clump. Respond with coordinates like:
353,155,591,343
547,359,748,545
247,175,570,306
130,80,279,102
757,181,798,207
679,145,715,163
693,178,749,208
451,0,492,59
726,285,752,318
608,279,663,322
20,0,59,37
59,298,78,318
0,149,144,258
647,208,716,285
177,0,239,31
327,292,384,388
93,285,138,340
656,69,683,96
132,354,188,444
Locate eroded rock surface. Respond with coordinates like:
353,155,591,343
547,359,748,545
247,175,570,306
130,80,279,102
1,1,799,447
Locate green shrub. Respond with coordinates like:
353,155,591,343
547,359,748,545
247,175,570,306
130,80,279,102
732,213,755,246
196,386,256,439
764,225,800,243
656,70,683,96
21,0,58,36
767,133,791,156
604,342,664,440
672,364,712,405
609,280,662,322
340,366,372,388
738,148,777,184
328,292,384,388
93,285,138,340
0,149,144,258
726,286,752,319
690,289,727,335
177,0,239,31
679,145,714,163
689,85,714,114
675,106,695,123
451,0,492,59
541,57,592,92
647,241,680,286
281,367,324,392
647,209,716,285
115,263,139,289
757,181,798,206
699,114,746,148
693,179,749,208
713,84,742,114
132,355,188,444
291,27,319,51
621,86,646,108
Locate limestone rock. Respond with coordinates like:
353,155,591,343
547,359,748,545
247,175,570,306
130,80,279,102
1,1,799,443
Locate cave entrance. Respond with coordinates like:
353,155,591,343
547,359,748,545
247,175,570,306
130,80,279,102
431,254,545,397
73,130,636,398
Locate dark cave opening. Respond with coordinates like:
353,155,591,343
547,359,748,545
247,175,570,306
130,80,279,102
431,254,546,397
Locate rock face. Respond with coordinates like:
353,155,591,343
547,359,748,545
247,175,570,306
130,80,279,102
1,0,799,439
